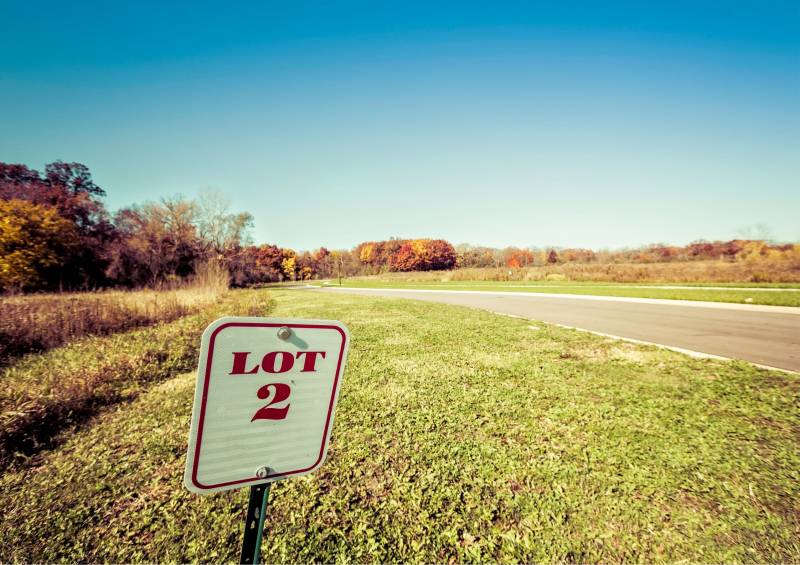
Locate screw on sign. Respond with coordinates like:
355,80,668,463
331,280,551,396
183,317,350,564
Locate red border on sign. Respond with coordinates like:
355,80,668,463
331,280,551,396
190,322,347,491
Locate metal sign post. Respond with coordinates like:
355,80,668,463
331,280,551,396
239,481,272,565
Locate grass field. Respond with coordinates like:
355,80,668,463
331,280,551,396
1,289,797,562
0,289,271,468
316,280,800,307
336,259,800,284
0,276,229,365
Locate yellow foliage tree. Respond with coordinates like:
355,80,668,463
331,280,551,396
280,249,297,281
0,199,78,291
359,243,376,264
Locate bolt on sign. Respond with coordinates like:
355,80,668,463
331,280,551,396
184,317,350,495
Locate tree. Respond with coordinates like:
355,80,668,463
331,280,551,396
106,198,203,286
197,191,253,256
226,244,285,286
255,245,285,281
0,200,78,291
392,242,420,271
547,249,559,264
424,239,458,270
313,247,332,278
0,161,115,288
296,251,316,280
560,248,596,263
382,239,457,272
457,245,497,268
502,247,535,268
44,161,105,198
281,249,297,281
358,242,377,265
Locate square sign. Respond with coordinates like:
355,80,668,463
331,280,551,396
184,317,350,494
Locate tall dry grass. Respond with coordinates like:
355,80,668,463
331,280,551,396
353,258,800,284
0,288,271,467
0,261,229,364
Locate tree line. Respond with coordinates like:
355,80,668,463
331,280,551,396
0,162,459,292
0,162,255,292
1,161,796,293
453,240,799,269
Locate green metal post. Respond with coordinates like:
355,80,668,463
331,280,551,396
239,482,271,565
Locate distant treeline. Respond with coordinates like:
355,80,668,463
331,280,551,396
453,240,799,269
1,161,797,292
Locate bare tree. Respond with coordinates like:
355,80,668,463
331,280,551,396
197,190,254,256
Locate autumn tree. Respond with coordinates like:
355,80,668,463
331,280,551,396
281,249,297,281
391,242,420,271
560,248,596,263
312,247,332,278
0,200,79,291
106,198,203,287
226,244,284,286
0,161,115,288
360,238,457,272
457,245,498,268
502,247,535,268
424,239,458,270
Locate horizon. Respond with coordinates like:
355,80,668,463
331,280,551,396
2,1,798,250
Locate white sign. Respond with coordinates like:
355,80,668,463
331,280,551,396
184,317,350,494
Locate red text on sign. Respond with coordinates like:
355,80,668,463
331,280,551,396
228,350,328,422
251,383,291,421
229,350,327,375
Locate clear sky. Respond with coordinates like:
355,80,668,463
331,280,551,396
2,1,798,250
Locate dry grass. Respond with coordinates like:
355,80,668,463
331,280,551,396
0,262,229,364
352,259,800,284
0,289,270,468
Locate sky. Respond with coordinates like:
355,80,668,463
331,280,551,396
1,0,798,251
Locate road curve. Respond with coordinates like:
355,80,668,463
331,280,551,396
313,287,800,372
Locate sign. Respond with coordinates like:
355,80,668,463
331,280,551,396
184,316,350,495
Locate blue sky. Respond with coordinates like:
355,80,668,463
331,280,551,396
2,1,798,250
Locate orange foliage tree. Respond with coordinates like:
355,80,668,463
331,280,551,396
357,238,457,272
503,247,535,268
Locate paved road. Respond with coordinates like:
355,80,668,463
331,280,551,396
315,287,800,372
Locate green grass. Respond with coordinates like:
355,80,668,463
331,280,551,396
318,279,800,307
0,290,798,562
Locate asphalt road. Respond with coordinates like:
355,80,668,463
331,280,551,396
315,287,800,372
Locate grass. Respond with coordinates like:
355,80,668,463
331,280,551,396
346,259,800,284
0,289,272,467
319,279,800,307
0,290,797,562
0,283,228,365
